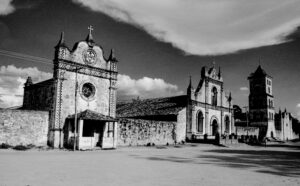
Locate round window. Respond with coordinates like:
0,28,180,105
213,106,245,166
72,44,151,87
81,82,96,100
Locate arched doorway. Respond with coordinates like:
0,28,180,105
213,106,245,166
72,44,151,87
212,119,218,136
271,131,274,138
225,116,230,133
197,111,204,133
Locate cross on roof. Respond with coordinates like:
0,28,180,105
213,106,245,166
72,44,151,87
212,57,216,67
88,25,93,35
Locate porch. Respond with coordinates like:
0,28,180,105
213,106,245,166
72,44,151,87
65,110,118,150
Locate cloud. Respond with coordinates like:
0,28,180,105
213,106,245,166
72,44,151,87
0,0,14,15
0,65,182,107
0,65,52,108
73,0,300,55
297,103,300,108
117,74,183,100
240,87,249,91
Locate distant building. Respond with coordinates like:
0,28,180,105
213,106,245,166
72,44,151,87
235,65,299,141
275,109,299,141
248,65,275,138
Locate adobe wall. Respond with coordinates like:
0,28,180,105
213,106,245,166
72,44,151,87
118,118,176,146
0,110,49,146
176,108,186,143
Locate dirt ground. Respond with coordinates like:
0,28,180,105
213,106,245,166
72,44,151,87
0,143,300,186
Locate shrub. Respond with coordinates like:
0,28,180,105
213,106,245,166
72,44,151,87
0,143,11,149
13,145,30,151
13,144,35,151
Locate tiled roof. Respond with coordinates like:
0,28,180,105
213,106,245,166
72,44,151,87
68,109,117,121
116,95,187,118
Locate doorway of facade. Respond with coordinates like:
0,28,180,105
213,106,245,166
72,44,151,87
212,119,218,136
270,131,274,138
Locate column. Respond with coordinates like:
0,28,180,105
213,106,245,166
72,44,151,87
205,110,209,135
78,119,83,149
113,121,118,148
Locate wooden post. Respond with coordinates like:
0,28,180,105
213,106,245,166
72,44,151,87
73,67,81,151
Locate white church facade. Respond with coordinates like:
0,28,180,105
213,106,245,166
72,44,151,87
22,27,118,149
186,65,234,140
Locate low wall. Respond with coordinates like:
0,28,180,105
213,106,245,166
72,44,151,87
0,110,49,146
118,118,176,146
236,126,259,136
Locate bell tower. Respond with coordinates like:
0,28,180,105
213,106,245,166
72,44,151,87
248,65,275,139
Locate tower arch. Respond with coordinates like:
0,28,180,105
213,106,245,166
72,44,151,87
210,116,219,136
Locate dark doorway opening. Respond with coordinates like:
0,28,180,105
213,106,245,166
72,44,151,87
212,119,218,136
82,120,105,147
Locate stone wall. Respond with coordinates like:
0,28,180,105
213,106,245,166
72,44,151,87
0,110,49,146
118,118,176,146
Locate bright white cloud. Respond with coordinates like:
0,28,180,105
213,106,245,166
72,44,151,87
73,0,300,55
297,103,300,108
0,65,52,108
117,74,183,100
0,65,182,107
0,0,14,15
240,87,249,91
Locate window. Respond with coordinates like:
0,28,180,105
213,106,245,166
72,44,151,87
81,82,96,101
225,116,230,133
197,111,204,133
211,87,218,106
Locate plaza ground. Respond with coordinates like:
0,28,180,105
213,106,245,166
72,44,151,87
0,143,300,186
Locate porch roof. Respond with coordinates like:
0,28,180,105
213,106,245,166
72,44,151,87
67,109,117,121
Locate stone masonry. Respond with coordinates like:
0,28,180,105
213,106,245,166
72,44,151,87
0,110,49,146
118,118,176,146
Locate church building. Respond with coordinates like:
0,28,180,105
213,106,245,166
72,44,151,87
186,64,234,140
22,27,118,149
117,63,234,144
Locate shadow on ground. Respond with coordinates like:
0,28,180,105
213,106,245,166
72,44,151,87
133,145,300,177
200,149,300,177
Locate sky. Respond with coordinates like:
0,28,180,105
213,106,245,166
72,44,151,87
0,0,300,118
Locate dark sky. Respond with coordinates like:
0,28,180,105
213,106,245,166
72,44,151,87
0,0,300,117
